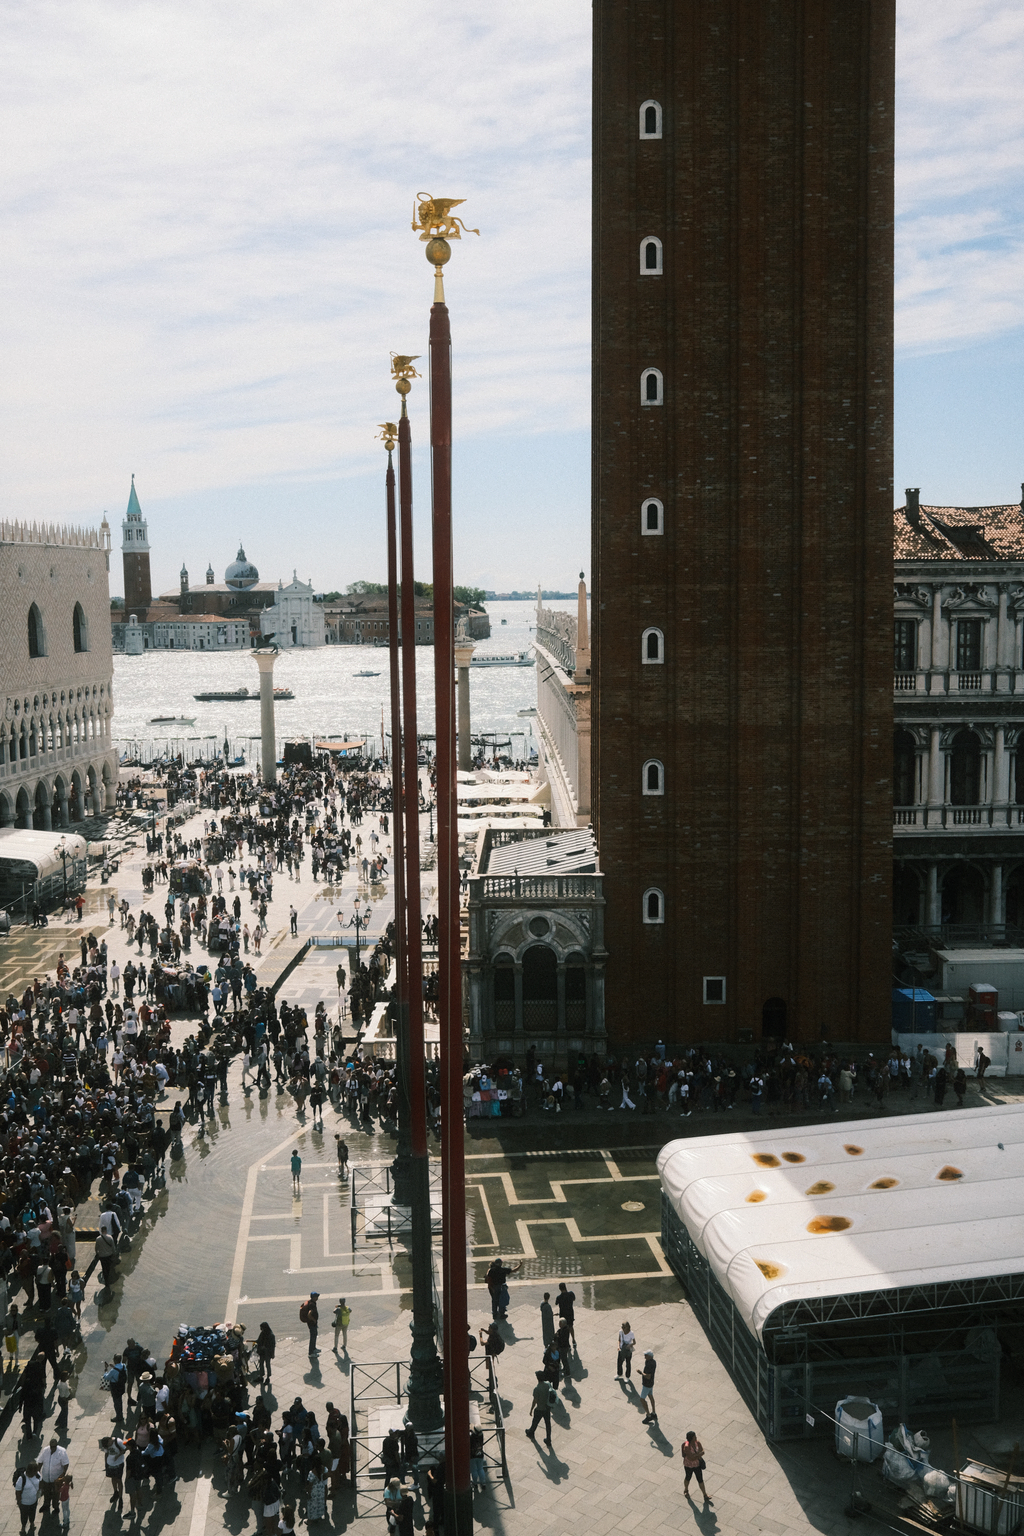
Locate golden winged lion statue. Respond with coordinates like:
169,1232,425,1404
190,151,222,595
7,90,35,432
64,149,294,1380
390,355,421,381
412,194,480,242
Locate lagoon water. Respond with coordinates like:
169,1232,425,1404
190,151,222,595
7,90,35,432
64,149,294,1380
112,599,542,762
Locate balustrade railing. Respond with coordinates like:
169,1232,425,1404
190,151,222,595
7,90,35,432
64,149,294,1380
955,672,983,691
893,673,917,691
892,802,1024,830
477,873,600,900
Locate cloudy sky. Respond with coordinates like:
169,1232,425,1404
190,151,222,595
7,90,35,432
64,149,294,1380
1,1,1021,597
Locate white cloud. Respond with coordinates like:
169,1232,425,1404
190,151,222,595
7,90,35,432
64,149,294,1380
2,0,1022,584
0,0,591,526
896,0,1024,352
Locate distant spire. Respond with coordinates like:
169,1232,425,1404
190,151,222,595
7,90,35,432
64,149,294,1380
126,476,143,520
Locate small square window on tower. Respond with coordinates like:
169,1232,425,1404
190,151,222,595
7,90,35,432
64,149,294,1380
703,976,726,1005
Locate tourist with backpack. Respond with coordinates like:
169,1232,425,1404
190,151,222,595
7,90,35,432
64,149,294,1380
300,1291,319,1355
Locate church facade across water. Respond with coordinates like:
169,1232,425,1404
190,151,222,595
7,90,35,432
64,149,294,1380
111,481,325,651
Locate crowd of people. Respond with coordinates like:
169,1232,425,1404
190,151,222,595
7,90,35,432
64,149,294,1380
510,1040,985,1118
89,1319,354,1529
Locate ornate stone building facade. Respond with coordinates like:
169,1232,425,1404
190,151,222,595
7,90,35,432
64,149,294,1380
465,827,606,1065
1,518,118,828
534,576,591,828
894,490,1024,937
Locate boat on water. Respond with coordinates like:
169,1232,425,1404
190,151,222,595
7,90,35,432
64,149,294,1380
354,670,381,678
470,650,535,668
151,715,196,725
192,687,295,701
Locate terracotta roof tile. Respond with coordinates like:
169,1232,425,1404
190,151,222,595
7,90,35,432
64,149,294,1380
894,502,1024,562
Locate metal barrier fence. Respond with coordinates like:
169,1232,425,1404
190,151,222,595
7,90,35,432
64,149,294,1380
349,1161,443,1248
348,1355,506,1492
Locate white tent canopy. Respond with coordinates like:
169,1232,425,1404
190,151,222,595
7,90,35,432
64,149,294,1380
657,1104,1024,1343
0,829,87,882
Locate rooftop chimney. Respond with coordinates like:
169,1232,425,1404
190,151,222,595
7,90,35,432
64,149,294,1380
905,488,921,528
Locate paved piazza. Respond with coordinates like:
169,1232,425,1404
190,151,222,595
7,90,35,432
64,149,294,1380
1,798,1022,1534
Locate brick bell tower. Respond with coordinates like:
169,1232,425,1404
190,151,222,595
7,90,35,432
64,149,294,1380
591,0,895,1045
121,475,152,621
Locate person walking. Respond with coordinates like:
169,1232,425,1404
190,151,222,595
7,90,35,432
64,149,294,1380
555,1281,576,1346
104,1355,127,1423
469,1425,486,1492
55,1371,73,1435
13,1461,41,1532
255,1321,276,1385
289,906,298,936
302,1291,320,1355
39,1439,70,1516
540,1293,555,1347
336,1138,349,1180
682,1431,712,1503
291,1149,302,1193
616,1320,635,1379
332,1298,350,1355
525,1371,553,1446
639,1349,658,1423
57,1472,72,1532
100,1437,125,1508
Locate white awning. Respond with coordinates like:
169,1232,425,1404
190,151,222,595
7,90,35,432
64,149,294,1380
0,829,87,881
657,1103,1024,1342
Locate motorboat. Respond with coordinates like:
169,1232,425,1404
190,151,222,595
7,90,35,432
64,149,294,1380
151,715,196,725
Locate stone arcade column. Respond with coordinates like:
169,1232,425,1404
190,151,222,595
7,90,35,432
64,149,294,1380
251,647,279,786
454,636,475,773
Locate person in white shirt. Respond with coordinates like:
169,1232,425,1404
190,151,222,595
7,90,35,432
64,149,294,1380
39,1439,70,1513
616,1321,636,1379
13,1462,40,1528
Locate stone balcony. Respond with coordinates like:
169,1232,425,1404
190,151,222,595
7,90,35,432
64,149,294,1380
893,803,1024,832
894,669,1024,696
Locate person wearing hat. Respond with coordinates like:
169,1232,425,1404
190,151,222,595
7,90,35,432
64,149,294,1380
136,1371,157,1419
303,1292,320,1355
639,1349,658,1424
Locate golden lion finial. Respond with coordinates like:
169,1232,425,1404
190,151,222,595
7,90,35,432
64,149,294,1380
377,422,398,451
411,194,479,242
390,355,421,381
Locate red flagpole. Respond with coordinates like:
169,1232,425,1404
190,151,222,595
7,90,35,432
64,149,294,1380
430,273,472,1533
397,393,443,1429
384,436,411,1203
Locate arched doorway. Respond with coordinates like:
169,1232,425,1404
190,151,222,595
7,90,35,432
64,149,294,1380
0,792,14,828
1006,866,1024,932
522,944,557,1032
950,730,981,805
894,866,921,926
894,730,917,806
565,952,587,1030
15,787,31,829
493,955,515,1031
33,781,51,830
762,997,787,1040
942,864,985,926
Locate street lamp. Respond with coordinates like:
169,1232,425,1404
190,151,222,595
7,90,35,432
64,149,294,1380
349,897,373,972
53,836,70,907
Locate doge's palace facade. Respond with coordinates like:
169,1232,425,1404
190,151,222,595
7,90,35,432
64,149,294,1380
0,518,118,828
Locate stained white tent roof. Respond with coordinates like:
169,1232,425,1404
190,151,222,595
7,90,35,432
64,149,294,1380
657,1104,1024,1343
0,829,87,880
